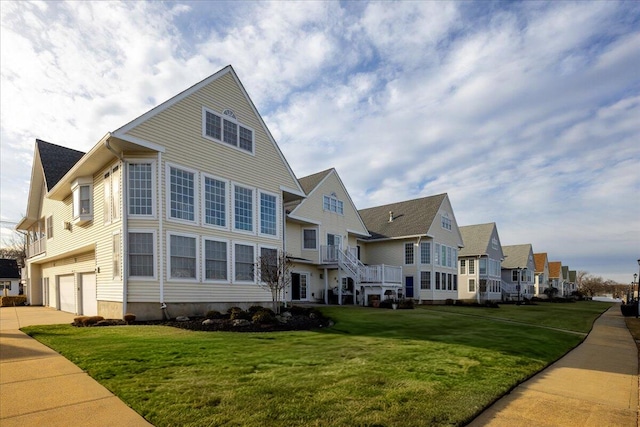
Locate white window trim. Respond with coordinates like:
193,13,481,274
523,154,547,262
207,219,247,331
323,194,344,215
71,176,93,225
202,236,230,284
201,173,229,230
46,215,53,240
420,241,430,264
128,159,157,219
128,229,157,281
258,189,280,239
258,244,280,286
302,228,318,250
232,182,255,236
202,107,255,156
166,232,199,282
404,242,414,265
166,162,199,225
232,240,257,284
112,231,122,281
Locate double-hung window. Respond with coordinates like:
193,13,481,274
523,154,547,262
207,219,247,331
129,162,154,216
169,234,197,279
234,243,255,282
203,108,254,154
46,216,53,239
129,232,154,278
204,239,227,281
323,195,344,214
420,242,430,264
169,166,195,222
460,259,466,274
72,177,93,224
203,176,226,227
420,271,431,290
404,243,414,265
259,191,278,237
303,229,317,250
104,165,121,223
234,185,253,232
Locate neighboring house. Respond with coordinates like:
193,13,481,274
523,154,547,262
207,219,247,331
458,223,504,302
284,168,402,305
358,194,464,304
0,259,21,296
500,244,535,300
561,266,573,296
568,270,577,295
533,253,550,297
548,261,563,295
17,66,306,320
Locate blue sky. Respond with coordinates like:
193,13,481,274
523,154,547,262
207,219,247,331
1,1,639,283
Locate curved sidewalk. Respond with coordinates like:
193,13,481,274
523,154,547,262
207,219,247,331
468,305,638,427
0,306,152,427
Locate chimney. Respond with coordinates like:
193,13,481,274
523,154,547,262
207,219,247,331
388,211,393,223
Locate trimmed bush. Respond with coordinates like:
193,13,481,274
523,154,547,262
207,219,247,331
252,309,276,324
0,296,27,307
398,299,414,309
248,305,265,314
73,316,105,326
205,310,223,319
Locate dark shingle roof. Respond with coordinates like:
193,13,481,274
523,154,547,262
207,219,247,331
569,270,577,282
0,259,20,279
502,244,532,269
298,169,333,195
358,194,446,240
37,139,85,191
458,223,496,257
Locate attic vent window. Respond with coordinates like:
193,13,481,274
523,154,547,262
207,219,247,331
203,107,254,154
441,213,451,230
323,195,343,215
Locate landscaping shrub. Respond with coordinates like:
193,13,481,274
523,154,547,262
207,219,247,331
124,313,136,324
252,309,276,324
378,299,394,309
248,305,265,314
228,307,251,320
0,296,27,307
398,299,414,309
73,316,105,326
205,310,224,319
287,305,309,316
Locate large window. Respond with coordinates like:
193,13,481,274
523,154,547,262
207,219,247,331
204,109,254,154
323,195,344,214
205,239,227,281
404,243,414,265
468,259,475,274
259,191,277,236
204,176,226,227
435,272,441,290
469,279,475,292
420,271,431,290
72,177,93,224
234,185,253,232
46,216,53,239
129,163,153,216
169,166,195,221
479,258,487,275
420,242,430,264
441,213,452,230
234,243,255,282
303,229,317,250
170,234,196,279
460,259,466,274
129,232,154,278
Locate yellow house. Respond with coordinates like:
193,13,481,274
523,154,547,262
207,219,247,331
17,66,305,320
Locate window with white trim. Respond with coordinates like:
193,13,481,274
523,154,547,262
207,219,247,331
204,239,227,281
435,272,441,290
468,259,475,274
72,177,93,224
129,232,154,278
203,108,254,154
260,247,278,283
323,194,344,215
128,162,154,216
169,234,197,279
404,243,414,265
234,185,253,232
113,233,121,280
259,191,277,236
460,259,466,274
234,243,255,282
420,271,431,290
469,278,475,292
104,165,121,223
479,258,487,275
303,229,317,250
441,213,452,230
46,216,53,239
420,242,430,264
203,176,226,227
169,166,195,221
434,243,440,265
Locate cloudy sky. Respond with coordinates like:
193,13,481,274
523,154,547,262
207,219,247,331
1,1,639,283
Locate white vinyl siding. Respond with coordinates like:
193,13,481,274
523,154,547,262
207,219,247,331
112,232,121,280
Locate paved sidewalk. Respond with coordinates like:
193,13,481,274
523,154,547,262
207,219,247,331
0,306,152,427
468,305,638,427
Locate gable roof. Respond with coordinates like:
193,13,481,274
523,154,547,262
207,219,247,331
359,194,447,240
548,261,562,278
298,169,333,195
0,259,20,279
561,265,569,279
458,223,498,257
534,253,548,273
569,270,577,282
37,139,85,191
501,244,532,269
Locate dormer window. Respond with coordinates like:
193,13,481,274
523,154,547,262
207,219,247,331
203,107,254,154
72,176,93,225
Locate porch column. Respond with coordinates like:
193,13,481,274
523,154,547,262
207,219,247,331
324,268,329,305
338,268,342,305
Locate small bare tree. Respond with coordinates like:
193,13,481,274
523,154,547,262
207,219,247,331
256,249,293,314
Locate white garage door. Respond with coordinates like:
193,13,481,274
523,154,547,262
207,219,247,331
59,275,76,313
81,273,97,316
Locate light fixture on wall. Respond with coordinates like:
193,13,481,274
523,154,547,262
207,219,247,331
62,221,71,230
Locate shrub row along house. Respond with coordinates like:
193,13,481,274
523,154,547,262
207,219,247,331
17,66,576,320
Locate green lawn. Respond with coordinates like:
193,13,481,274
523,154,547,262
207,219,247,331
22,301,611,427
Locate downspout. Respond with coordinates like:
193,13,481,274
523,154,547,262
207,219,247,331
158,152,165,317
104,138,128,318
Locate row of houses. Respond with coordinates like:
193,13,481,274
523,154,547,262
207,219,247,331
16,66,577,320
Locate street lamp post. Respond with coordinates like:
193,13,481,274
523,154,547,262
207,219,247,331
635,272,639,318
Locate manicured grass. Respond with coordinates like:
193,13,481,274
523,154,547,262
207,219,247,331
22,301,609,427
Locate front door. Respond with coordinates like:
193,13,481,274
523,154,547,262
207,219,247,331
291,273,309,301
405,276,414,298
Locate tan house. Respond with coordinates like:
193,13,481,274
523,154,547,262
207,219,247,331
548,261,563,295
17,66,306,320
458,223,504,302
533,253,550,297
358,194,463,303
500,244,535,300
285,168,402,305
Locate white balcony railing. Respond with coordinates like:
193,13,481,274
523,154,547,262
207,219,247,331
27,238,46,258
320,245,402,285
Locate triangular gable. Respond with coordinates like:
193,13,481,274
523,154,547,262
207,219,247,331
534,253,548,273
459,223,503,259
289,168,369,236
112,65,304,199
426,194,464,247
37,139,85,191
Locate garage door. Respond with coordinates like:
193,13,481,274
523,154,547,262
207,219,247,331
59,275,76,313
81,273,97,316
